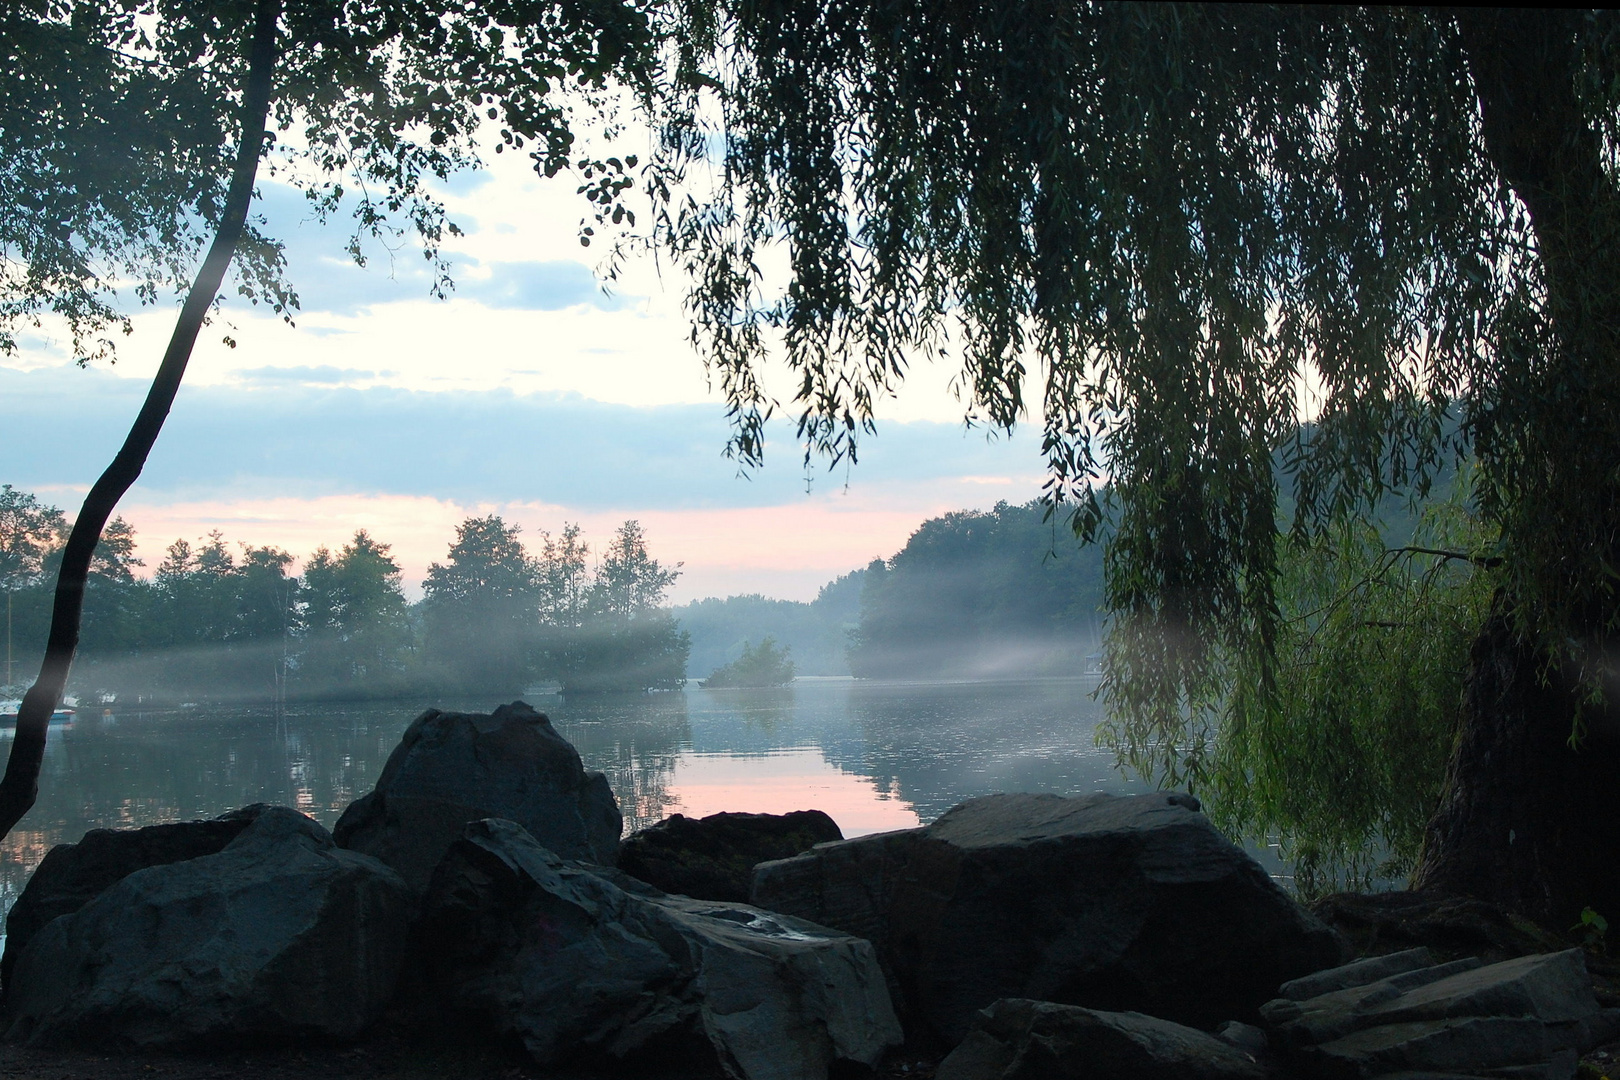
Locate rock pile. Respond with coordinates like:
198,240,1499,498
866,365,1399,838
936,998,1268,1080
4,807,412,1048
333,700,621,892
618,809,842,902
750,789,1346,1044
7,698,1606,1080
1259,945,1620,1078
421,818,899,1079
0,804,269,993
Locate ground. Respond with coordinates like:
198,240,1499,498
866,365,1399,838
0,1033,945,1080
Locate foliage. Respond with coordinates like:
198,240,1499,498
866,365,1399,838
703,636,794,688
675,569,863,678
639,5,1620,778
421,515,541,695
538,520,689,693
0,0,660,361
0,492,690,701
849,501,1104,680
296,530,412,694
1104,479,1495,895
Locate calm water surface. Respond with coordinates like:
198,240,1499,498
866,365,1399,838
0,677,1145,920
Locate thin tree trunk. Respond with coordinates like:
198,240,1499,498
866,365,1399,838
0,0,281,841
1413,10,1620,926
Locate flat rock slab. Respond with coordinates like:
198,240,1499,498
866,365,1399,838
421,818,901,1080
1280,948,1440,1001
751,791,1345,1044
1264,949,1618,1079
334,701,621,891
935,998,1268,1080
1,806,269,996
4,807,412,1049
618,810,842,902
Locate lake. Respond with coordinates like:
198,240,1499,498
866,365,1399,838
0,676,1151,922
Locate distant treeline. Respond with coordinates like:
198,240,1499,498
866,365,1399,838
678,500,1104,681
0,485,686,702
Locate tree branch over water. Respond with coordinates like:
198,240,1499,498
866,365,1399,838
0,0,280,841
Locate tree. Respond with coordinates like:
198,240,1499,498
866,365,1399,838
0,0,658,837
299,530,412,694
848,501,1104,679
421,515,541,695
651,6,1620,925
538,520,689,693
702,636,794,688
0,486,65,689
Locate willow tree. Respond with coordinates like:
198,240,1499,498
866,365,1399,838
650,5,1620,925
0,0,654,837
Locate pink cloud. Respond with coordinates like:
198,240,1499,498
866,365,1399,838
110,490,957,601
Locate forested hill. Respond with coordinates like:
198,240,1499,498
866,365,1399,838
680,501,1105,681
674,571,863,678
848,501,1104,679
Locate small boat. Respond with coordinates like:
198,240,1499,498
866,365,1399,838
0,700,77,727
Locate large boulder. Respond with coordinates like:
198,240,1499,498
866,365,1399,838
421,817,902,1080
334,701,621,891
750,791,1346,1045
618,810,843,902
936,999,1268,1080
4,807,412,1049
1261,948,1620,1078
1,805,268,996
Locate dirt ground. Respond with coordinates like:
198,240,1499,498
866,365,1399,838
0,1033,946,1080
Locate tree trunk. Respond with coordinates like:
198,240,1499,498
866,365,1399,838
1413,601,1620,928
1414,10,1620,928
0,0,281,841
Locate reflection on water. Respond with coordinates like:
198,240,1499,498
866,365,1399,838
0,677,1135,921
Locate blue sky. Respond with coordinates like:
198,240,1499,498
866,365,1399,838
4,157,1052,601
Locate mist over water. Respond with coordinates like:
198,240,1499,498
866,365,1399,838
0,677,1133,922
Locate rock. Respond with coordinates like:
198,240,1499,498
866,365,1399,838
1262,948,1620,1079
333,701,621,891
1311,892,1571,967
4,807,412,1049
420,817,901,1080
1214,1020,1270,1058
1,805,268,997
934,998,1268,1080
750,791,1345,1045
618,810,843,902
1279,948,1439,1001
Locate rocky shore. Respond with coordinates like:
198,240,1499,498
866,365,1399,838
0,701,1613,1080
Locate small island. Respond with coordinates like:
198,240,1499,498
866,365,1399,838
701,637,795,688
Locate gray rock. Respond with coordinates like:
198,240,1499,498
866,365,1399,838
1280,948,1439,1001
934,998,1268,1080
1304,1016,1561,1078
1215,1020,1270,1058
1264,958,1487,1043
421,818,901,1080
750,791,1345,1044
618,810,843,902
1266,949,1617,1079
1,805,269,997
4,807,412,1048
1269,951,1600,1051
334,701,621,891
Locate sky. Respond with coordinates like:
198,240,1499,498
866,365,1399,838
4,145,1051,603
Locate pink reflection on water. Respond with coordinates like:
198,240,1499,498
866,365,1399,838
667,748,921,836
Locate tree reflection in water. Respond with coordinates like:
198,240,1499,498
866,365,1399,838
0,679,1122,925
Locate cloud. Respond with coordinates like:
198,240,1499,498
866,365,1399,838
235,365,387,385
451,259,630,311
251,182,636,317
1,365,1046,514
